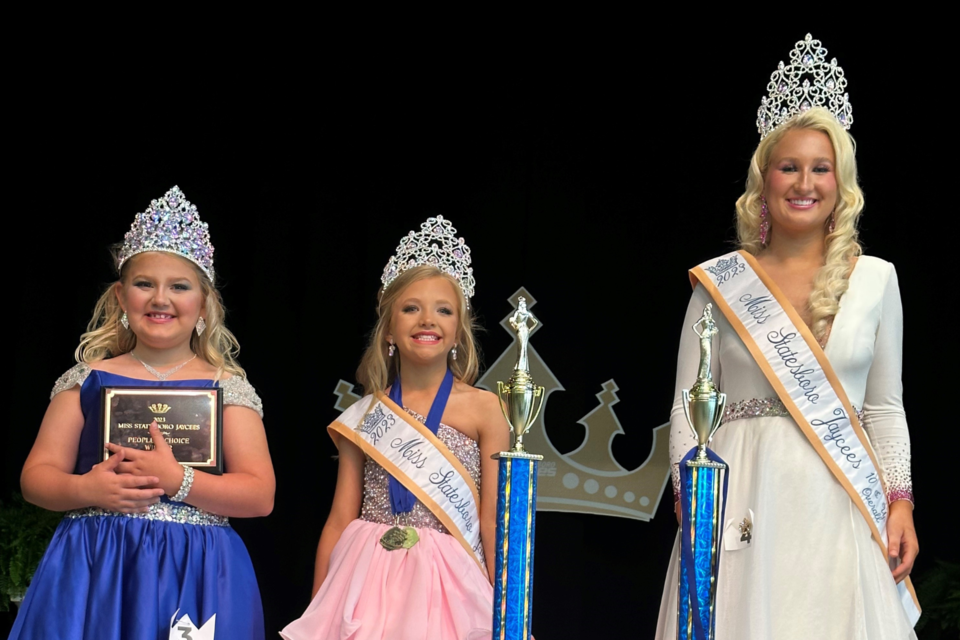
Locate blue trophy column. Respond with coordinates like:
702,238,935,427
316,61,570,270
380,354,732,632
492,455,539,640
678,453,727,640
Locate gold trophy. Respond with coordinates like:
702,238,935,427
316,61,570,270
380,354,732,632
497,297,545,455
681,303,727,466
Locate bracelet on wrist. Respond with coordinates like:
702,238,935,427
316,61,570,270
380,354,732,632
171,466,195,503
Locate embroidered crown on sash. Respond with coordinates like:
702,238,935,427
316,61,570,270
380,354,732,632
704,255,741,279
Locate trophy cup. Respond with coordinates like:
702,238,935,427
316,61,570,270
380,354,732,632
677,304,728,640
492,296,544,640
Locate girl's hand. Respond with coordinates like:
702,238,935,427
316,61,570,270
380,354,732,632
887,500,918,584
109,421,185,497
79,447,165,513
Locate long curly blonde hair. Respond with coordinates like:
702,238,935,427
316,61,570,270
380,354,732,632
735,107,864,341
75,249,246,378
356,265,481,396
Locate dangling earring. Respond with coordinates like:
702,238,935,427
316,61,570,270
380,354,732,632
387,341,395,357
451,344,458,361
760,195,770,247
120,312,129,330
828,210,836,234
196,317,206,336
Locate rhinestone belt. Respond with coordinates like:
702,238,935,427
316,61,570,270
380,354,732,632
65,501,229,526
722,397,863,425
721,398,790,424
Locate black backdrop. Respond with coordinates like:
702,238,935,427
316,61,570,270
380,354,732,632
5,25,951,639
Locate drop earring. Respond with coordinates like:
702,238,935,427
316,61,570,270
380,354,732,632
196,317,206,336
388,341,395,357
451,344,458,361
760,196,770,247
120,312,129,330
828,210,836,234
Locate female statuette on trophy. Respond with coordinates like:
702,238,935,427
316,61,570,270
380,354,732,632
693,305,717,384
656,35,919,639
510,298,537,373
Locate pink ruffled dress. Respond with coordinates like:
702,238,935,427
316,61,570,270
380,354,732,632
281,416,493,640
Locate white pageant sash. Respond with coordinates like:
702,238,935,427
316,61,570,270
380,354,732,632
328,393,485,570
690,250,920,623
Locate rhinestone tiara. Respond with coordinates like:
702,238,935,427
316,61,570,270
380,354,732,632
757,34,853,139
117,186,215,281
381,215,475,300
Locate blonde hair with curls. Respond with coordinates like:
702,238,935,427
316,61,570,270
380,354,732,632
356,265,481,396
75,249,246,378
735,107,864,341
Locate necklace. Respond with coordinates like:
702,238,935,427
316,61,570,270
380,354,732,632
129,351,197,381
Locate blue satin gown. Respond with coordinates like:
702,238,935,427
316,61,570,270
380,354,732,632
10,370,265,639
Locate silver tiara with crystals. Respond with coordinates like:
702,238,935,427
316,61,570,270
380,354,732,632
757,34,853,139
117,186,215,281
381,215,475,299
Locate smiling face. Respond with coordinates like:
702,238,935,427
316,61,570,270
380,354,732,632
763,128,838,240
115,252,206,351
387,276,460,366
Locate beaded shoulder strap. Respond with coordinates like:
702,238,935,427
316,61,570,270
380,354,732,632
50,363,92,399
220,375,264,417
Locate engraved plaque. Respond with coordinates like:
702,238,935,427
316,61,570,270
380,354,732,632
101,386,223,474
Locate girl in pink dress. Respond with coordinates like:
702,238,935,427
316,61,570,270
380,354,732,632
282,217,509,640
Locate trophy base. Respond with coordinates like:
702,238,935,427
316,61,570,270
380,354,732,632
493,451,545,461
686,458,727,469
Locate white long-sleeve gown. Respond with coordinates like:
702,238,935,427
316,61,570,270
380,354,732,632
655,256,916,640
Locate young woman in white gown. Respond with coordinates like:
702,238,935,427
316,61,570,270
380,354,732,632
655,70,919,640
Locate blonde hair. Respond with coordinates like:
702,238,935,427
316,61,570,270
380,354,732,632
75,250,246,378
356,265,481,395
735,107,864,341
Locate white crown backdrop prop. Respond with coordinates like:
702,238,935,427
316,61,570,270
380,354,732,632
757,34,853,139
117,186,215,281
381,215,475,300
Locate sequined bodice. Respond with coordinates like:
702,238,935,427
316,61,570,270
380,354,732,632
49,362,264,526
50,362,264,475
360,411,481,534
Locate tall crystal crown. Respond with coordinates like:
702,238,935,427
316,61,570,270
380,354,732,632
117,186,215,281
757,34,853,139
381,215,475,299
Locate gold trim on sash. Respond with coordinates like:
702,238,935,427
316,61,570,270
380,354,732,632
690,250,919,612
327,395,485,572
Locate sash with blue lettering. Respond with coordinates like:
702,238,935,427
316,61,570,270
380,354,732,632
328,392,485,570
688,250,920,624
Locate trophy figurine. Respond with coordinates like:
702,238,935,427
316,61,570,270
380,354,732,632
492,296,544,640
677,304,728,640
497,297,545,454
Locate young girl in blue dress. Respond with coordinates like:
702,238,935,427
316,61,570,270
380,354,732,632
11,186,275,640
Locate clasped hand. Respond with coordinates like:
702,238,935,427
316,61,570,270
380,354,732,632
82,421,184,513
